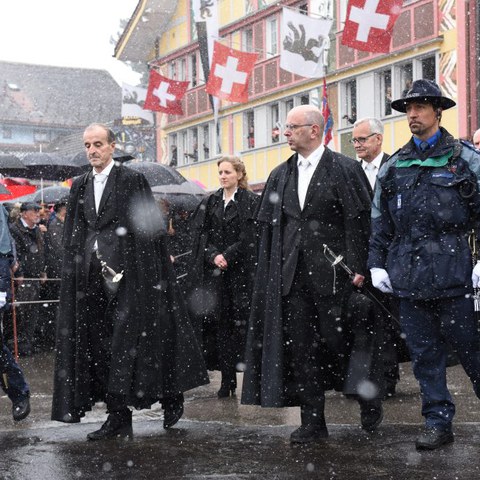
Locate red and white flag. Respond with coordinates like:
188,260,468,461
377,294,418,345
143,70,189,114
341,0,403,53
205,41,258,103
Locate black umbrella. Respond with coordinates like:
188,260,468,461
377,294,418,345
151,181,206,196
5,186,70,205
0,154,27,177
124,160,186,187
152,182,206,213
21,152,82,181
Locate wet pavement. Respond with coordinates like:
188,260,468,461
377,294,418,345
1,351,480,479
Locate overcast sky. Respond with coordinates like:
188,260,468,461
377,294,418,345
0,0,141,86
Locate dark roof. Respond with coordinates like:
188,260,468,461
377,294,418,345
0,61,122,127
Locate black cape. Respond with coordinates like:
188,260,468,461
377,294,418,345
52,165,209,423
241,149,373,407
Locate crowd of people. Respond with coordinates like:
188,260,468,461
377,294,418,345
1,80,480,452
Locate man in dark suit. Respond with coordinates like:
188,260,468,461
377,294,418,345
352,117,404,399
242,105,383,444
51,123,208,441
9,202,46,356
352,117,389,192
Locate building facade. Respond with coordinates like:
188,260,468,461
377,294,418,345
116,0,471,191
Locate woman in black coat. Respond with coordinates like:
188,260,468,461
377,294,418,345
189,156,259,397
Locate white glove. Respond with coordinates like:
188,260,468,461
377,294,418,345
0,291,6,309
472,262,480,288
370,268,393,293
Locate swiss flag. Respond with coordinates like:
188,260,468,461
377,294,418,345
341,0,403,53
143,70,189,114
205,41,258,103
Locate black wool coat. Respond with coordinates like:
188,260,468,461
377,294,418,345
188,188,259,369
241,148,373,407
51,165,208,423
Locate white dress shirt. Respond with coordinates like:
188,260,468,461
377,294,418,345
92,160,115,213
361,152,384,190
297,144,324,210
92,160,115,251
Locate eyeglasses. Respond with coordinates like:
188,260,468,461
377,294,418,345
284,123,314,131
349,133,377,145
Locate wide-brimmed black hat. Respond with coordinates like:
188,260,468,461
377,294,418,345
391,79,456,113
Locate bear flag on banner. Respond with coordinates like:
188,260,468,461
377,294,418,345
341,0,403,53
143,69,189,115
280,7,332,79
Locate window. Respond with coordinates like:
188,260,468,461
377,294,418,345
270,103,280,143
266,17,278,58
169,134,178,167
202,124,210,160
180,131,187,166
421,56,436,81
342,79,357,127
242,28,253,52
190,53,197,88
245,111,255,149
379,69,392,116
2,127,12,139
300,94,310,105
399,62,413,97
179,58,186,81
169,61,177,79
185,128,198,163
285,98,294,114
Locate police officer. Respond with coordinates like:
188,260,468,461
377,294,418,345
369,79,480,450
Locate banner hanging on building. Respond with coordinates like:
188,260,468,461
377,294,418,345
322,77,333,146
205,41,258,103
143,70,189,115
341,0,403,53
192,0,219,70
280,7,332,78
121,83,153,124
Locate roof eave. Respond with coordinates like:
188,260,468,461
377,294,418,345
114,0,178,64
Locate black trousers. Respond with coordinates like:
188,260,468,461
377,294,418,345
85,253,125,412
282,257,346,407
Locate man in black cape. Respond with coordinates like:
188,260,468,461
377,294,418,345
51,123,208,441
241,105,384,444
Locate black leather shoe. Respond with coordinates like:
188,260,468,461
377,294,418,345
383,382,396,400
290,424,329,444
163,395,184,429
359,400,383,432
12,397,30,421
87,410,133,441
415,427,454,450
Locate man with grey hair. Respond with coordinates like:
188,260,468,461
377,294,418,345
242,105,383,444
351,117,389,191
352,117,402,400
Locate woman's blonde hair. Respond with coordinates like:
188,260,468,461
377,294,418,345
217,155,250,190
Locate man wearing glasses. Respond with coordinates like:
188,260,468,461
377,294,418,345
352,118,404,401
242,105,383,444
351,117,389,192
